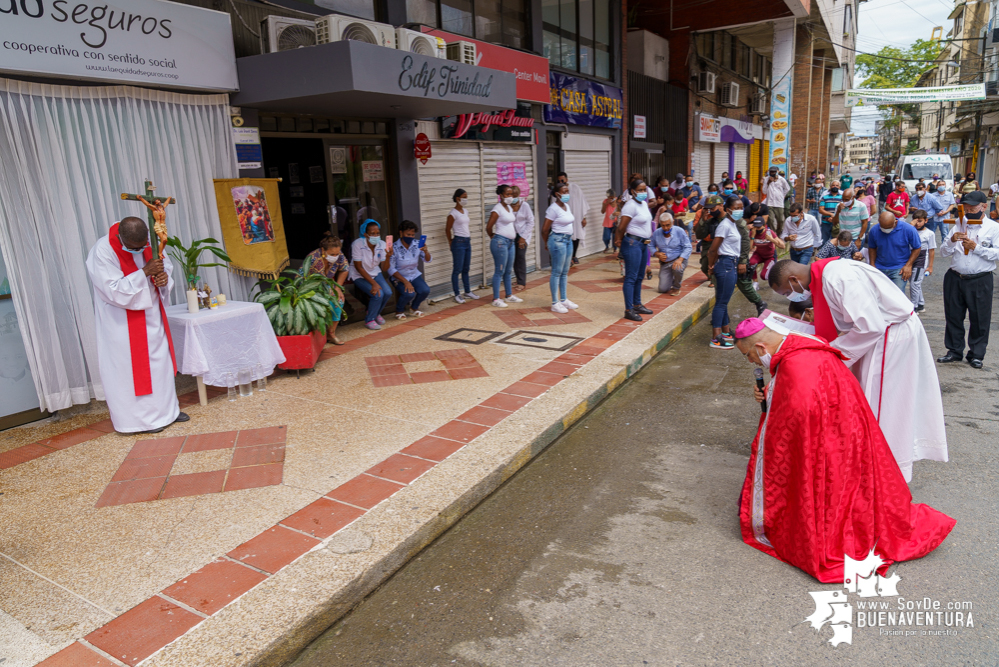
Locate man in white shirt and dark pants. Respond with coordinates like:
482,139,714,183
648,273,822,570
781,202,822,265
937,190,999,369
761,167,791,235
511,186,535,292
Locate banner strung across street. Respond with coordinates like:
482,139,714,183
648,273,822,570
845,84,986,107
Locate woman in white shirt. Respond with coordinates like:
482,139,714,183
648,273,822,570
511,185,535,292
348,219,394,330
705,196,744,349
486,184,523,308
542,182,579,313
445,188,478,304
613,179,654,321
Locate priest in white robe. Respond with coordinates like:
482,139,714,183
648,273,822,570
86,217,187,434
768,257,948,482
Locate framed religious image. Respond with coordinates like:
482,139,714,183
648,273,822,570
291,203,306,215
329,146,347,174
288,163,300,184
289,186,305,198
309,166,325,183
230,185,276,245
268,167,280,178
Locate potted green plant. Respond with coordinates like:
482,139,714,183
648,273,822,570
253,270,344,371
166,236,232,311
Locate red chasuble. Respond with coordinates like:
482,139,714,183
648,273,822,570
108,223,177,396
738,333,955,583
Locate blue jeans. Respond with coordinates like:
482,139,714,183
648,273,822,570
392,275,430,313
602,225,615,248
789,247,812,265
712,256,737,328
354,272,392,323
490,235,515,299
450,236,471,295
621,235,646,310
880,267,907,292
547,232,573,303
820,221,832,244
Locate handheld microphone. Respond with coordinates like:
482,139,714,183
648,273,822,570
754,367,767,414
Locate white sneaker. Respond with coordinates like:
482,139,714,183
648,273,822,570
463,292,480,300
560,299,579,310
752,282,759,291
551,302,569,314
454,294,466,304
505,294,524,303
492,298,508,308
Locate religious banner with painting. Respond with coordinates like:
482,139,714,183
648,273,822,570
213,178,290,279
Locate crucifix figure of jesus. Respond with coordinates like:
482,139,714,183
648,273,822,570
120,180,176,259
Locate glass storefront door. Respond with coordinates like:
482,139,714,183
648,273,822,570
324,139,391,257
0,251,45,430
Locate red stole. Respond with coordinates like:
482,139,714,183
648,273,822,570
108,223,177,396
808,257,840,343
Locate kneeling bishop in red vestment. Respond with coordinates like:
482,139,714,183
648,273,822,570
732,317,955,583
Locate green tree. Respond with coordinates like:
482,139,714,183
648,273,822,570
855,39,943,90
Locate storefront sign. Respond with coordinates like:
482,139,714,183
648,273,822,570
633,115,647,139
719,117,758,144
767,20,793,170
231,127,262,170
0,0,237,91
845,84,986,107
415,133,432,165
398,54,494,99
497,162,530,198
421,28,550,103
697,114,721,143
451,109,534,139
362,160,384,182
545,72,623,129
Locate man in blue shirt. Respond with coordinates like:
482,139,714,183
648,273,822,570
650,213,692,295
722,180,752,211
681,174,703,204
909,182,932,224
927,179,957,241
867,211,921,292
817,180,843,243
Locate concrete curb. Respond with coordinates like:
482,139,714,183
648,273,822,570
143,288,717,667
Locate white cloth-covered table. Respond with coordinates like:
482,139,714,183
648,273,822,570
166,302,285,402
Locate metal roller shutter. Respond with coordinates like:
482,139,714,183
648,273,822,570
417,141,484,298
481,143,538,280
692,142,712,189
712,143,729,185
734,144,749,187
564,148,611,257
749,139,761,198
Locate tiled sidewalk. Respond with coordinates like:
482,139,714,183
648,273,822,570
0,254,712,667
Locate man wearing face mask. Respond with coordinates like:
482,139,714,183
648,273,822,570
761,167,791,235
817,180,843,243
768,257,948,482
732,317,955,583
937,190,999,369
867,211,921,291
910,181,932,227
830,188,869,248
721,180,751,212
85,217,187,434
680,174,702,203
928,179,957,242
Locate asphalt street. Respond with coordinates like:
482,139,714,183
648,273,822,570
292,254,998,667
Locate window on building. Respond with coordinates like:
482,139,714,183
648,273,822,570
411,0,528,49
721,33,734,70
843,4,853,36
697,33,717,62
740,44,752,78
302,0,376,20
753,53,765,83
831,67,844,92
543,0,612,78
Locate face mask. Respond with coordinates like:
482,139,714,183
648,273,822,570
880,225,895,234
402,236,414,245
326,253,338,260
730,210,744,221
842,197,852,205
459,198,468,205
829,187,839,195
685,181,693,187
916,190,925,195
787,277,811,303
125,247,145,256
503,197,514,205
711,208,724,219
560,194,571,203
967,211,984,220
758,351,772,369
723,188,734,195
367,236,379,245
636,192,648,202
938,186,946,193
511,197,520,205
708,190,718,195
787,216,800,224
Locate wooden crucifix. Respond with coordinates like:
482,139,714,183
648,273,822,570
120,179,176,259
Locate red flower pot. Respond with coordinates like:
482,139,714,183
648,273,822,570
276,330,325,370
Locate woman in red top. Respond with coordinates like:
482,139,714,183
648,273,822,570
734,171,749,194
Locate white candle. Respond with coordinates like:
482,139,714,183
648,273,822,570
186,289,199,314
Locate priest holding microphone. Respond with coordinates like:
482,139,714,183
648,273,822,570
86,217,189,434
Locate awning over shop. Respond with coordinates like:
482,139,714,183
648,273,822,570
231,40,517,118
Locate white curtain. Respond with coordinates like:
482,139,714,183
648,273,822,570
0,79,247,412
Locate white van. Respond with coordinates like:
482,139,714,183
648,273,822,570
894,154,954,194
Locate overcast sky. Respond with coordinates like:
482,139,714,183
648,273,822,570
851,0,954,134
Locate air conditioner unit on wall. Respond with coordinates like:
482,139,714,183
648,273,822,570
396,28,445,58
749,92,767,115
696,71,716,94
315,15,395,49
446,41,477,65
720,81,740,107
260,16,317,53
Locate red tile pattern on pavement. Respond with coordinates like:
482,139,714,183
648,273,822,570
33,258,706,667
95,426,288,508
492,306,591,329
364,348,488,387
570,277,627,293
